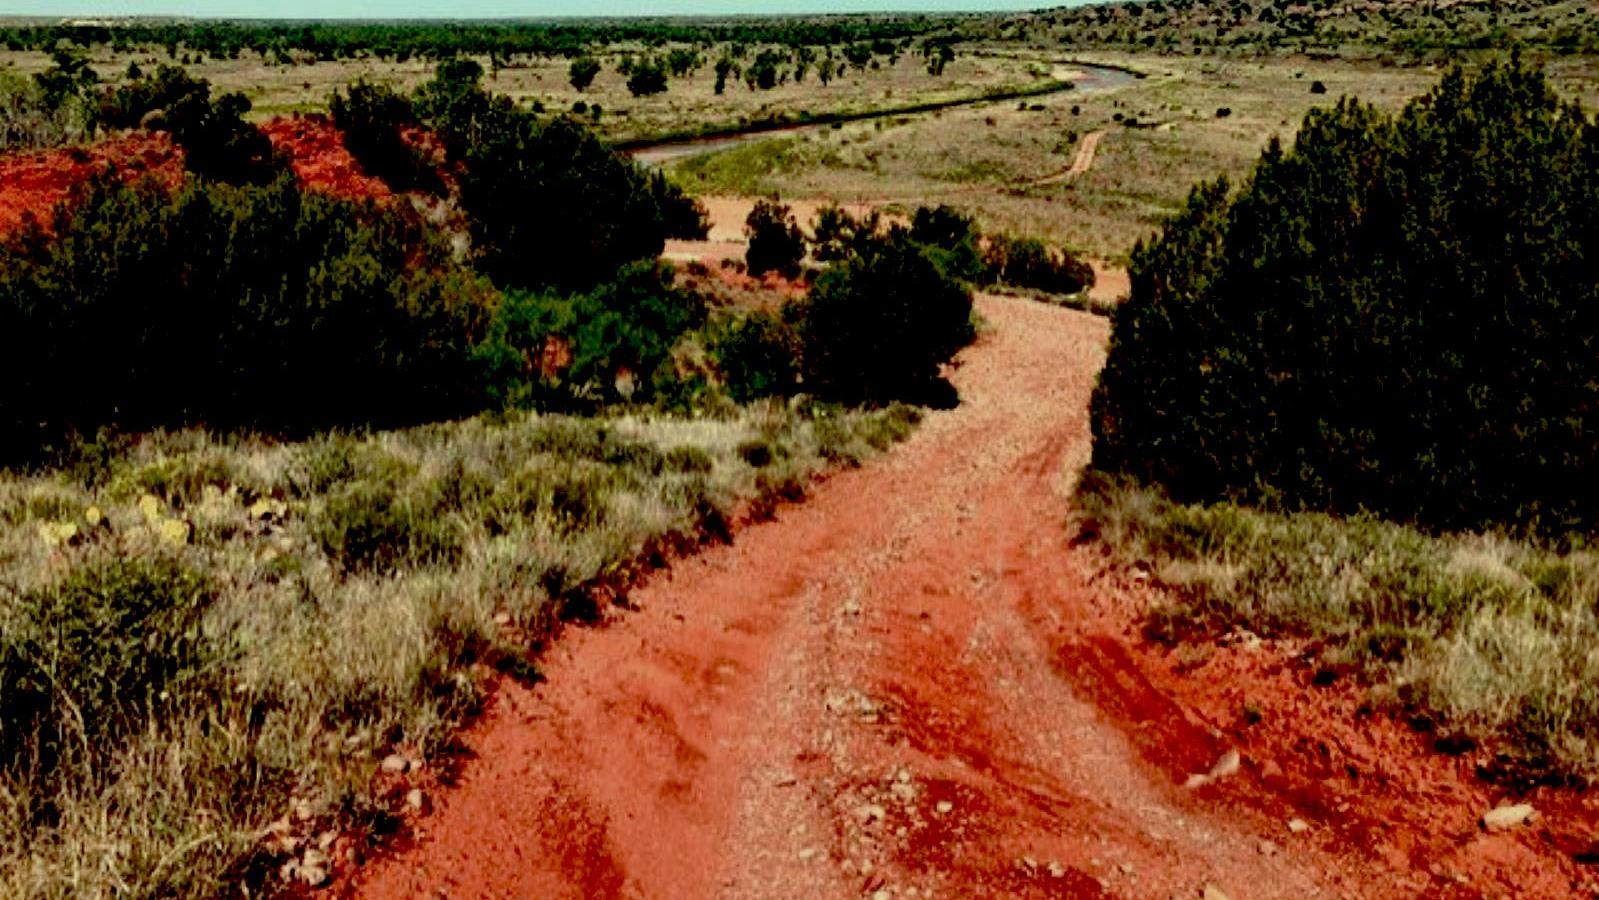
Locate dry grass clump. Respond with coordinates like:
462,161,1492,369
1077,471,1599,784
0,400,919,897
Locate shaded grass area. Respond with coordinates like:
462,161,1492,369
1076,471,1599,785
0,400,920,896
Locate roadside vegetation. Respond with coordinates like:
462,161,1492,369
0,50,975,895
1086,57,1599,780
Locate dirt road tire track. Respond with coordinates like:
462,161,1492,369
348,294,1583,899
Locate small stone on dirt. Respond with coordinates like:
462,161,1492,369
1257,839,1279,856
936,800,954,815
1481,804,1536,832
406,788,427,812
858,803,888,824
799,847,819,862
1288,818,1311,834
1202,884,1231,900
1118,862,1134,875
380,754,408,774
1048,862,1065,878
1209,748,1242,779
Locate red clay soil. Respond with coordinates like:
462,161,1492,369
259,116,393,201
0,117,416,241
0,131,183,237
344,293,1599,899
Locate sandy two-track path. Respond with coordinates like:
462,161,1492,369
347,294,1588,899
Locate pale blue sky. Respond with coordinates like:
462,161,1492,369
3,1,1046,18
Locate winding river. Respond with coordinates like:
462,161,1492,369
624,60,1142,167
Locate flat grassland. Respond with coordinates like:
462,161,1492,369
670,50,1599,261
0,45,1055,143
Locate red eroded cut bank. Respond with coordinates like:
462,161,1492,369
0,115,415,240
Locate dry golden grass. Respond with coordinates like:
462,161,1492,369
0,401,920,897
1078,471,1599,783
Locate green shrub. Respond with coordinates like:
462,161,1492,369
330,79,443,195
476,261,706,410
313,480,463,573
982,233,1095,295
0,174,490,460
1092,57,1599,533
809,204,882,263
909,204,985,282
0,71,86,151
96,63,205,130
150,78,287,187
795,232,974,404
0,556,216,800
707,309,800,402
745,198,807,279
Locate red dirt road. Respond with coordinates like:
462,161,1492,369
350,295,1594,899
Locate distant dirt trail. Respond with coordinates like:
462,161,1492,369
1034,130,1106,186
349,294,1592,899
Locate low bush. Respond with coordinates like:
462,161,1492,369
475,261,707,410
0,556,217,807
96,63,205,129
795,231,974,404
0,71,86,151
0,174,489,460
983,233,1095,295
102,67,284,185
908,204,986,282
706,309,801,402
745,198,806,278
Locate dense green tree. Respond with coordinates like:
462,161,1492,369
1092,57,1599,533
568,56,601,91
626,58,669,96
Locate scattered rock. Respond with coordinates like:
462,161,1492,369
380,754,409,775
774,773,798,788
1048,861,1065,878
1288,818,1311,834
1118,862,1134,875
1202,884,1231,900
406,788,427,813
1257,839,1280,856
935,800,954,815
1481,804,1536,832
798,847,819,862
1185,748,1241,789
1260,760,1284,782
858,803,888,824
